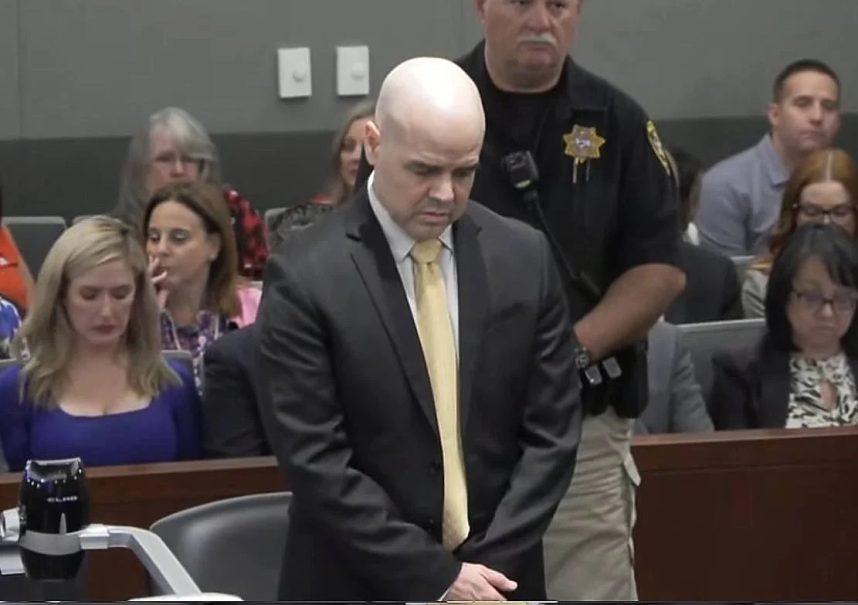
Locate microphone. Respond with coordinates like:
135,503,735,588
501,150,601,302
1,458,206,597
19,458,89,581
501,150,624,393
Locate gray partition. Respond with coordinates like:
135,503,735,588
678,318,767,405
3,216,66,276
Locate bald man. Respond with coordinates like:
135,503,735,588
257,57,582,601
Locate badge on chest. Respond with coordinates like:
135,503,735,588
563,124,605,184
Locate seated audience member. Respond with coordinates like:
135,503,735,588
711,223,858,429
664,148,743,323
0,173,35,313
0,292,19,472
637,320,713,434
743,148,858,318
145,182,260,393
115,106,268,278
269,100,375,250
202,324,272,457
696,59,841,256
313,99,375,207
0,217,202,471
0,296,21,358
671,147,704,245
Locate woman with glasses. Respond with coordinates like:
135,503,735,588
114,107,269,279
712,223,858,429
742,148,858,317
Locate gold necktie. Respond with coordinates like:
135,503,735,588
411,239,469,551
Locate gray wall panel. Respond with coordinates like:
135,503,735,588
4,0,858,219
3,114,858,223
0,0,20,140
18,0,462,139
572,0,858,120
7,0,858,140
461,0,858,120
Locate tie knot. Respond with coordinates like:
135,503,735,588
411,239,443,265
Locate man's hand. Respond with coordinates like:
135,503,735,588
446,562,517,601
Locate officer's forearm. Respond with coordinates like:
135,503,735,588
573,263,685,360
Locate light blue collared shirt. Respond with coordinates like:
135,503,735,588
696,134,790,256
367,172,460,355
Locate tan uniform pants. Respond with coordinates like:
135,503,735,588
543,407,640,600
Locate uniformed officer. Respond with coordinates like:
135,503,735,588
460,0,685,600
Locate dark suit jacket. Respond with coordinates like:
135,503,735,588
201,325,273,457
256,190,582,601
665,241,743,324
711,337,858,429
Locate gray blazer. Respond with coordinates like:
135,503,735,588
741,268,768,319
636,321,714,434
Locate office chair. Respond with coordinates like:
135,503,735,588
149,491,291,600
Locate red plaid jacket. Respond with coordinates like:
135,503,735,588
223,187,268,279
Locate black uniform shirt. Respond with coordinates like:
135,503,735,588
458,41,680,322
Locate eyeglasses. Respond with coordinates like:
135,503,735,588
794,203,856,221
151,153,203,169
791,289,858,314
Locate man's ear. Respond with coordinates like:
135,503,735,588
364,120,382,165
474,0,488,23
767,102,780,131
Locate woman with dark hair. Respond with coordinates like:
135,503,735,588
742,148,858,317
712,223,858,429
145,182,260,393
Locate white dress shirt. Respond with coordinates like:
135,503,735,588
367,172,460,355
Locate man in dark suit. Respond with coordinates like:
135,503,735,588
665,242,743,324
256,57,581,601
201,325,273,457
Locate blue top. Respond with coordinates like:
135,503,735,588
0,360,202,472
0,296,21,360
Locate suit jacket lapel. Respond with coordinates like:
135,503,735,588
453,210,488,433
345,191,438,434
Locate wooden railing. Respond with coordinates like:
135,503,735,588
1,427,857,600
633,426,858,600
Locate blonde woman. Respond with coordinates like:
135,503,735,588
0,217,201,471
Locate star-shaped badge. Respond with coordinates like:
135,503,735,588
563,125,606,162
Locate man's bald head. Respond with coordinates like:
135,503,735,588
374,57,485,147
365,57,485,242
